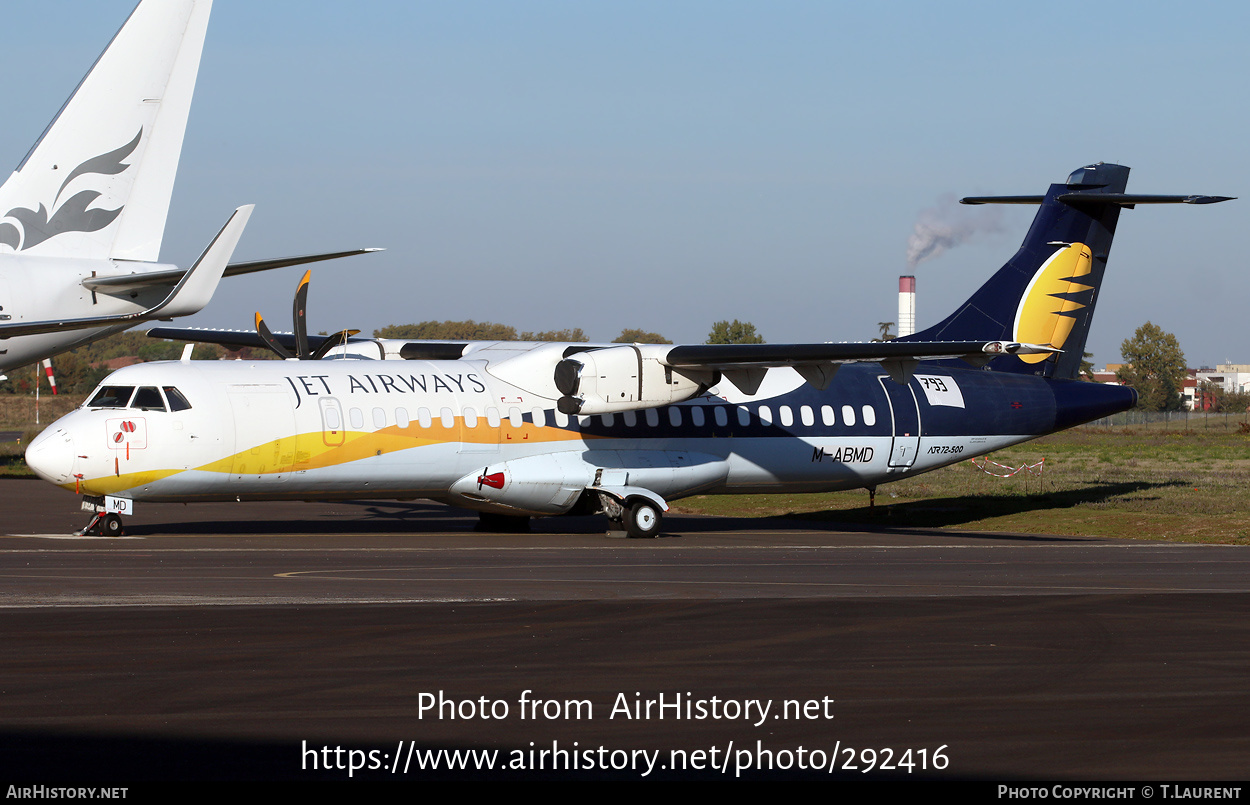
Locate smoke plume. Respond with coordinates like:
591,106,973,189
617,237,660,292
906,194,1005,269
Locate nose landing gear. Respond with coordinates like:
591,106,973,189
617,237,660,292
77,495,130,536
79,512,124,537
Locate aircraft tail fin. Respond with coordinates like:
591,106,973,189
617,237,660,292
903,163,1231,380
0,0,211,262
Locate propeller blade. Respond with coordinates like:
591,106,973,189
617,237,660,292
310,329,362,360
292,269,311,359
255,312,294,359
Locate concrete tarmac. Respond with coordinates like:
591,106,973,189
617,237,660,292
1,478,1247,781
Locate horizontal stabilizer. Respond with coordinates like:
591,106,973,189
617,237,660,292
1055,193,1236,206
962,194,1235,206
960,195,1046,205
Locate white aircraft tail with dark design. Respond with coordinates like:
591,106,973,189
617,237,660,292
0,1,208,261
0,0,381,373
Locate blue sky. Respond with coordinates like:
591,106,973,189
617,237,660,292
2,1,1245,367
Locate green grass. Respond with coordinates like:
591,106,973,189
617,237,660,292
0,394,83,431
672,426,1250,543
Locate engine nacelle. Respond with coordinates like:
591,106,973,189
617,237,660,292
554,345,717,415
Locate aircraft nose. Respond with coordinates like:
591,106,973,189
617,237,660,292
25,426,77,485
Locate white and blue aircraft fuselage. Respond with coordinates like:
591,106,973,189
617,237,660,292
24,162,1230,536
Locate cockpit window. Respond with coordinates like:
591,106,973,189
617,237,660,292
131,387,166,412
163,387,192,412
87,386,135,408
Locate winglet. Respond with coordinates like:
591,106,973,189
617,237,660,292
154,204,253,318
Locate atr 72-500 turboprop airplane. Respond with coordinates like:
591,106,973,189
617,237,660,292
25,163,1231,536
0,0,377,376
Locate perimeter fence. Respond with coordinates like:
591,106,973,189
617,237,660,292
1079,410,1249,432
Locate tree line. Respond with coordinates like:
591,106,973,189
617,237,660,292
371,319,763,346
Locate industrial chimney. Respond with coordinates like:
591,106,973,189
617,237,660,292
898,275,915,337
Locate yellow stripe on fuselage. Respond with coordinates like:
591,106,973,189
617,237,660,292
75,419,591,494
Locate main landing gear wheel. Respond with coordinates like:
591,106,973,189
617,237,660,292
625,499,661,539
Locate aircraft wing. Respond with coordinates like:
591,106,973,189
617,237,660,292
0,206,252,339
661,339,1052,369
81,248,384,293
660,339,1056,392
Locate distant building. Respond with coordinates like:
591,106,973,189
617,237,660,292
1197,365,1250,396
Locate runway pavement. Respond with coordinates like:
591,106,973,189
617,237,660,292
1,478,1248,782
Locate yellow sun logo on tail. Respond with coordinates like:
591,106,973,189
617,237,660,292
1012,242,1094,363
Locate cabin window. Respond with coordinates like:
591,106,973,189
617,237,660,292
324,406,342,431
417,407,432,428
758,405,772,425
601,413,615,427
87,386,134,408
131,387,166,412
821,405,835,426
623,410,637,428
645,408,659,427
349,408,364,429
463,407,478,428
531,408,546,428
714,406,728,427
779,406,794,427
396,408,410,428
440,407,455,429
841,405,855,426
862,405,876,426
486,407,501,428
737,407,751,426
692,407,705,427
800,405,814,427
373,407,387,429
578,415,593,428
509,407,523,428
669,407,682,427
163,387,192,411
553,410,569,427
